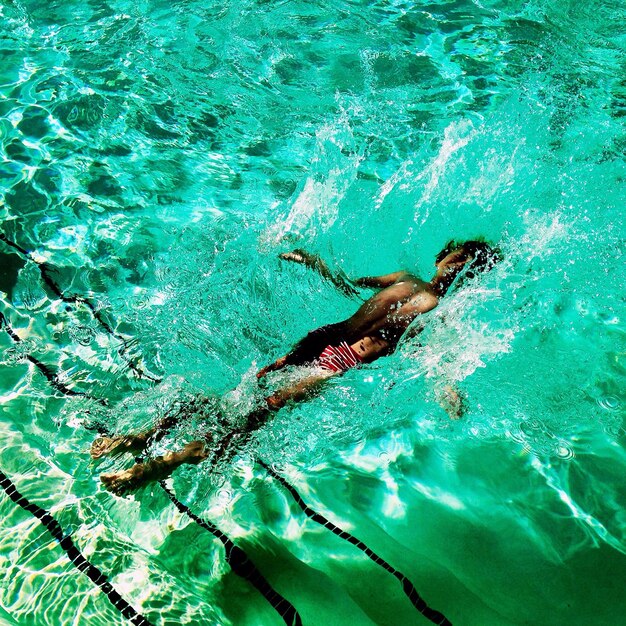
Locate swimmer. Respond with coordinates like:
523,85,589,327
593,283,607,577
97,240,499,495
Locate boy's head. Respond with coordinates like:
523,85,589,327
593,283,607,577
435,239,501,279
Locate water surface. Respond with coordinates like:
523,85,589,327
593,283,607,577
1,0,625,624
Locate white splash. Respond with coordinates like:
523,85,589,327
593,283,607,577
263,116,363,244
415,118,476,222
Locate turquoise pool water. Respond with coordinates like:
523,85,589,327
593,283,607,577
1,0,625,624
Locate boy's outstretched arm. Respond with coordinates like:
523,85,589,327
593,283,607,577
280,248,410,294
279,249,358,296
352,271,411,289
257,354,288,379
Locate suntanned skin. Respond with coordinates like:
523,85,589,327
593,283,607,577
97,246,474,496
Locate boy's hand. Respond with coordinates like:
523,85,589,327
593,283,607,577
279,249,360,297
257,356,287,379
279,249,310,264
441,384,464,420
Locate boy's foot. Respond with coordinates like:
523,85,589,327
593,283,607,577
90,434,148,459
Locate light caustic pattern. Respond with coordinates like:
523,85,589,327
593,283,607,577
0,0,625,624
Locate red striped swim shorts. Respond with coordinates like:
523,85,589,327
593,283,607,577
317,341,362,372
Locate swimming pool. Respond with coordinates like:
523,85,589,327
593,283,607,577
1,0,625,624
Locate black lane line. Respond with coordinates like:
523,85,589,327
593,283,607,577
1,310,301,626
0,469,154,626
258,461,452,626
0,232,160,383
0,312,107,406
160,482,302,626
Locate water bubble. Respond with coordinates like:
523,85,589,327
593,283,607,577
554,442,574,460
4,347,26,365
605,421,623,437
68,324,96,346
134,295,151,310
520,418,544,434
3,340,35,364
597,396,620,411
468,423,490,439
216,488,232,505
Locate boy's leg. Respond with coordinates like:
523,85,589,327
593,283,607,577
100,440,209,496
99,370,338,495
265,369,337,409
90,395,209,459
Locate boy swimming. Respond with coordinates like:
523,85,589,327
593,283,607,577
94,240,499,495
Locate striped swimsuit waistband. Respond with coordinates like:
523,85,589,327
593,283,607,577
317,341,362,372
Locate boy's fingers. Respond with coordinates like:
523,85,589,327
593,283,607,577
279,251,304,263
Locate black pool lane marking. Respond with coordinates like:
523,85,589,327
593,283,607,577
258,461,452,626
159,482,302,626
0,469,154,626
1,313,300,626
0,312,107,406
0,232,160,383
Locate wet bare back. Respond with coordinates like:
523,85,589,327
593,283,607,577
345,273,439,358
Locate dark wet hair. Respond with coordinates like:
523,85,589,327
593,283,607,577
436,239,501,277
